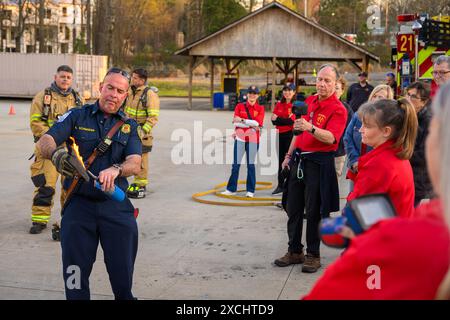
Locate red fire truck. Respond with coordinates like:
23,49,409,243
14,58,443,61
393,14,450,96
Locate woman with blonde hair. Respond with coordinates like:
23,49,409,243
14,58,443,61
344,84,394,190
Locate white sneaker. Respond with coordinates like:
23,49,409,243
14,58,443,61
246,192,255,198
221,190,236,196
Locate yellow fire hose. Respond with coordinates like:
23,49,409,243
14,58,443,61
192,181,282,207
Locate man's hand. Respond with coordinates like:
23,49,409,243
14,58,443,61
51,147,77,178
339,225,356,240
294,118,313,133
282,157,290,170
98,166,121,192
271,114,278,121
352,162,359,173
234,116,243,123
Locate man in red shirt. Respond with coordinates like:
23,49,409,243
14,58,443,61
274,65,347,273
222,86,265,198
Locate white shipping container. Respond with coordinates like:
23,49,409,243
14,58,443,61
0,53,108,99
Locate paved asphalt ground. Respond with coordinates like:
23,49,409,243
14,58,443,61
0,97,348,300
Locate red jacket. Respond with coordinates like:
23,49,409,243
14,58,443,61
273,101,295,133
348,140,415,218
234,101,265,143
304,199,450,300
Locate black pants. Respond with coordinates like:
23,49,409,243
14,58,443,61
286,158,322,256
277,131,293,187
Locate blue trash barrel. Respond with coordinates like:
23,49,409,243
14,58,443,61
213,92,224,109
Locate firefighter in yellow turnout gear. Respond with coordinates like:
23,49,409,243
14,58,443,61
124,68,160,198
29,65,84,234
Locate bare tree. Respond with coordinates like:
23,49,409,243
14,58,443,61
86,0,91,54
186,0,203,43
0,0,7,52
72,0,77,52
38,0,46,52
15,0,32,52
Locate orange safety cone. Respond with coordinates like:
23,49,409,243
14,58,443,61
8,104,16,115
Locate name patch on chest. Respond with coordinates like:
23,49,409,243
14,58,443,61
77,126,96,133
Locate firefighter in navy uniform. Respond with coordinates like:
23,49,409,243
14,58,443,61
29,65,84,235
124,68,160,199
36,68,142,300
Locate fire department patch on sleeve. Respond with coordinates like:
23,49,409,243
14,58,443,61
121,124,131,134
57,111,72,123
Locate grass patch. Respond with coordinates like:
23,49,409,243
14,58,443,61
149,78,319,98
150,78,217,97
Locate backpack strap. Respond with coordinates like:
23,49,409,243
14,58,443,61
244,102,253,120
41,88,53,122
72,89,83,107
139,87,151,109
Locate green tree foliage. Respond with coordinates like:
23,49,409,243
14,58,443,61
202,0,247,34
318,0,368,36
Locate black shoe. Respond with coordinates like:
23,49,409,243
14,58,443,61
29,222,47,234
51,224,60,241
127,184,146,199
272,186,283,195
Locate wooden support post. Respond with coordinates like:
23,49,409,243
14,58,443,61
188,56,194,111
272,57,277,111
363,55,369,74
210,58,214,110
284,59,290,83
225,59,232,74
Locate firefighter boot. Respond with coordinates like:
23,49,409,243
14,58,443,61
29,222,47,234
51,223,61,241
127,183,146,199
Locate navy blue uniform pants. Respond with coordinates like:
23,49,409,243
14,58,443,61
61,195,138,300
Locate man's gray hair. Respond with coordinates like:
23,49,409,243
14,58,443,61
318,64,340,80
431,81,450,228
434,55,450,67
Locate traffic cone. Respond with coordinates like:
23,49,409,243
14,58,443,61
8,104,16,115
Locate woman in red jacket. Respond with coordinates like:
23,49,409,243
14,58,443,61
222,85,265,198
304,84,450,300
271,83,296,194
347,98,417,218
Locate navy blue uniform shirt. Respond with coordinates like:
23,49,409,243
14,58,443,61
47,101,142,201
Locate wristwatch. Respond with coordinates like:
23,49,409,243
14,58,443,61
310,125,316,135
113,163,123,176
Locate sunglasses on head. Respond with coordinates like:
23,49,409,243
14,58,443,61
106,67,131,82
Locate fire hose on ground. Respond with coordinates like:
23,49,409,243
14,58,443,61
192,181,282,207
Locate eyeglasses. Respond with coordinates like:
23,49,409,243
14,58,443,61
106,67,131,82
406,92,421,100
432,70,450,77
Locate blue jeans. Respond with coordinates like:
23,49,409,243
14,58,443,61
226,140,259,193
